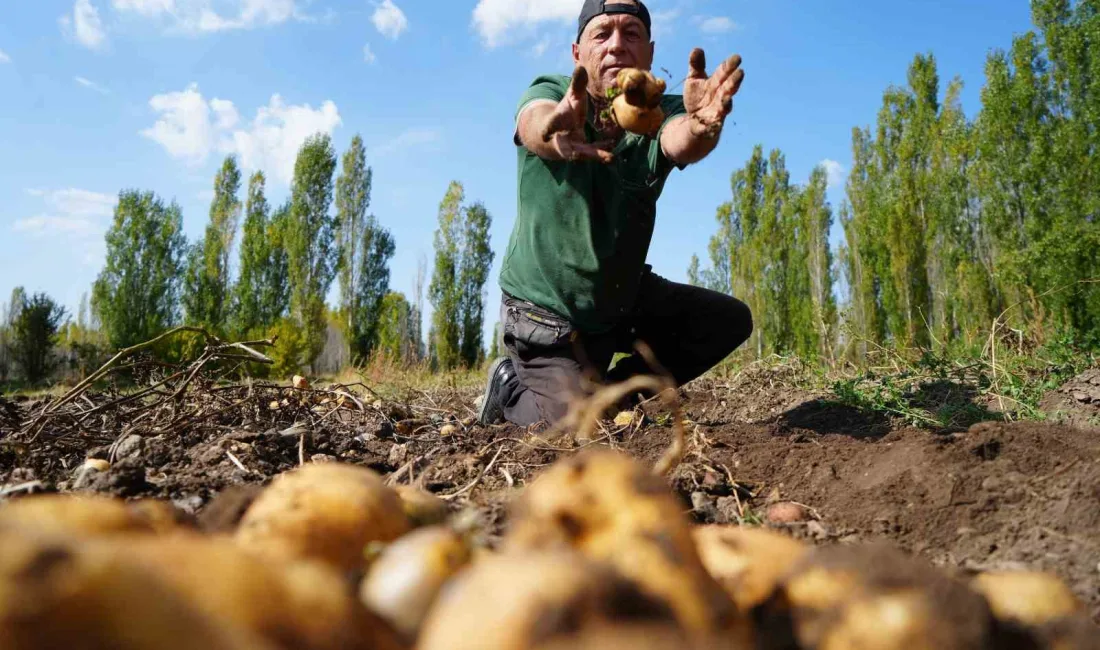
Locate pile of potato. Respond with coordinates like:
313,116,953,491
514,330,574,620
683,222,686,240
0,448,1096,650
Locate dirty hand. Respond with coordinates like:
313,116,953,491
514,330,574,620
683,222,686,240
539,66,616,164
682,49,745,138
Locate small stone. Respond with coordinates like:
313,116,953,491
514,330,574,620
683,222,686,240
388,444,409,467
269,400,281,410
691,491,718,522
292,375,310,390
701,470,721,490
439,424,457,437
9,468,35,483
1072,391,1092,403
715,496,741,523
114,434,144,460
172,495,205,516
981,476,1003,491
807,520,829,540
310,454,336,463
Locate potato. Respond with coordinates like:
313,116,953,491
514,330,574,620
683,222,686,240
531,622,749,650
416,549,681,650
235,462,410,576
609,68,667,137
359,525,471,641
611,95,665,138
394,485,450,528
765,502,811,524
100,532,404,650
692,525,808,611
0,493,184,538
819,590,982,650
754,543,997,650
0,526,274,650
503,449,739,636
615,68,666,108
970,570,1084,627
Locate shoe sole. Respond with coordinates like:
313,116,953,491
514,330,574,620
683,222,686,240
477,356,509,425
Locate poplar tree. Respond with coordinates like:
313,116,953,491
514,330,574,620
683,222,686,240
92,190,187,349
334,135,394,360
182,156,242,333
286,133,338,367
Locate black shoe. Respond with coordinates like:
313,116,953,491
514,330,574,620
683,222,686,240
477,356,514,426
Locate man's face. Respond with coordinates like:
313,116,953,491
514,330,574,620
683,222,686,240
572,3,654,98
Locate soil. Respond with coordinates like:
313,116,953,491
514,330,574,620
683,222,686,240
2,367,1099,626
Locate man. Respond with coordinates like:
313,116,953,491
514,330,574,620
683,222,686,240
477,0,753,427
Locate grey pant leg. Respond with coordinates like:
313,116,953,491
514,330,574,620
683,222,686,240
498,295,616,427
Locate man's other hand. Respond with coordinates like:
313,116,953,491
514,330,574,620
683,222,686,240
519,66,615,164
682,48,745,138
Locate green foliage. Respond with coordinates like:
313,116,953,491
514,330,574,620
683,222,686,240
828,333,1095,431
375,292,416,364
459,202,494,368
268,317,309,379
183,156,242,334
11,291,67,384
286,133,339,369
697,146,836,360
233,171,271,338
488,321,501,361
699,3,1100,363
428,181,465,371
334,133,397,363
91,190,187,351
428,181,494,371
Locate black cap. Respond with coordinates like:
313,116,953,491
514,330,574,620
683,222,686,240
576,0,651,43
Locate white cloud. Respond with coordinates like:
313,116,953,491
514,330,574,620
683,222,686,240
820,159,846,189
372,127,441,158
75,76,110,94
14,188,117,266
372,0,408,40
112,0,300,32
0,49,11,64
529,35,550,58
60,0,108,50
227,94,342,184
141,83,342,184
472,0,580,48
697,16,736,34
363,43,376,64
111,0,174,15
141,83,219,166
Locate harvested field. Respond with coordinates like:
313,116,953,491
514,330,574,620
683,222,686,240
1,351,1098,647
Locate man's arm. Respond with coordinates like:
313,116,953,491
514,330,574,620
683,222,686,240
660,49,745,168
516,67,616,164
516,100,567,160
659,114,721,167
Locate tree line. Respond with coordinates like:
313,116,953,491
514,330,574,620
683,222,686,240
692,0,1099,361
1,133,495,385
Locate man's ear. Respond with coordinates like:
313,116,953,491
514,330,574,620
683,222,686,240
572,42,581,66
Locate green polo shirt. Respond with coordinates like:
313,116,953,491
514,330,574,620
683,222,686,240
498,73,687,334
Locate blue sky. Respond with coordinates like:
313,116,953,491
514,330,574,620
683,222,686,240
1,0,1036,347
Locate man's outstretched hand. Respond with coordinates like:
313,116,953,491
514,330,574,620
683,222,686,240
682,48,744,138
537,66,616,164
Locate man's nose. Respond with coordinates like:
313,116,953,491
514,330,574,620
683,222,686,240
606,28,627,53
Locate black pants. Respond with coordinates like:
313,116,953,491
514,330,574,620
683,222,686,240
497,270,753,426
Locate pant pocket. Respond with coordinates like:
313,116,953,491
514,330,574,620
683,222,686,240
504,299,574,350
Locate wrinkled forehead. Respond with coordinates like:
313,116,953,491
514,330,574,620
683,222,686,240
579,10,648,42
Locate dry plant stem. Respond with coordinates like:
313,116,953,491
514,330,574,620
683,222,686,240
440,445,506,501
